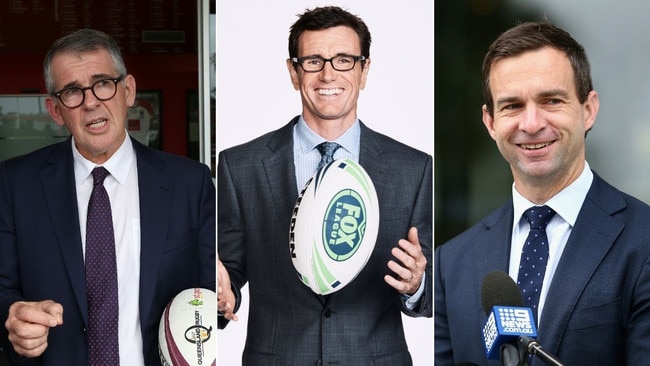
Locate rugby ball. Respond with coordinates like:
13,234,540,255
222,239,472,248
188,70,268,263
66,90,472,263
289,158,379,295
158,288,216,366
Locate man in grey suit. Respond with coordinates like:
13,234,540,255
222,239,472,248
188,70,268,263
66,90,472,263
217,6,432,366
435,21,650,365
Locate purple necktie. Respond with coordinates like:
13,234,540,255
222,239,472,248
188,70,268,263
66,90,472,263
516,205,556,323
85,167,120,365
316,141,341,171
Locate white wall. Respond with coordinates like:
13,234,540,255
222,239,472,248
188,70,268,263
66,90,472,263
216,0,433,364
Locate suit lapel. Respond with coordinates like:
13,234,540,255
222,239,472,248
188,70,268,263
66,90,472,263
538,175,625,355
264,119,299,223
264,120,329,304
132,141,171,327
358,123,384,177
465,204,515,326
40,141,88,321
476,204,515,274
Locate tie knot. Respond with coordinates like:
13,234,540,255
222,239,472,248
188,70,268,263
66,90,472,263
317,141,341,160
523,205,556,230
91,167,110,186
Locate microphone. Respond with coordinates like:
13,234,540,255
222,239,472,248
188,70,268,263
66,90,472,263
480,270,566,366
518,336,565,366
481,271,537,360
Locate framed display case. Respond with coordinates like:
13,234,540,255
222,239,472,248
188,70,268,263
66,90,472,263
128,91,162,149
0,95,69,161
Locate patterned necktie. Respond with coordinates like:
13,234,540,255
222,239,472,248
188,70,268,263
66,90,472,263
85,167,120,366
516,205,556,322
316,141,341,171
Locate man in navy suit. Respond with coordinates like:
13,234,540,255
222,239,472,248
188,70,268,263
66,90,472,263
216,6,432,365
0,29,215,365
435,21,650,365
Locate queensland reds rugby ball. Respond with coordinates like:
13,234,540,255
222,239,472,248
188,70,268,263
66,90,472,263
289,159,379,295
158,288,216,366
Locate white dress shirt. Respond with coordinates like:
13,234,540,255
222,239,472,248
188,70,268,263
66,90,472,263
73,133,144,366
509,161,593,326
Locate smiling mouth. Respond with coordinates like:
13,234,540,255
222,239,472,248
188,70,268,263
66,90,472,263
519,142,553,150
316,88,343,96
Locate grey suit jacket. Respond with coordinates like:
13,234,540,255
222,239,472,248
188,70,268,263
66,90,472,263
435,173,650,366
218,117,432,366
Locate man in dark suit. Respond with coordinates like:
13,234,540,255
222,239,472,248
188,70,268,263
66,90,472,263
435,21,650,365
0,29,215,365
217,6,432,365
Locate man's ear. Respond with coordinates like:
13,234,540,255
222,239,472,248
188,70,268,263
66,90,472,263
45,97,66,127
287,59,300,91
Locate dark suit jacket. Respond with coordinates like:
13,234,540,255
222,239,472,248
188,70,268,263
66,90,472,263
0,137,215,366
217,118,432,365
435,173,650,366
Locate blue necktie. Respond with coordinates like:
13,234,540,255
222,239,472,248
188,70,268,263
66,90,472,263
85,167,120,365
316,142,341,171
516,205,556,322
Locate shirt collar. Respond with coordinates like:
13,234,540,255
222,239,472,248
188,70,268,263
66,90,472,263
295,115,360,156
73,132,135,186
512,161,594,227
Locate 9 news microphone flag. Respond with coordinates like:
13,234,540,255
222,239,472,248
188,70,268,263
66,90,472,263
481,271,536,360
483,306,537,359
480,271,565,365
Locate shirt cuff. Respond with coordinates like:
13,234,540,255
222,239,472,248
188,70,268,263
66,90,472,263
402,273,426,310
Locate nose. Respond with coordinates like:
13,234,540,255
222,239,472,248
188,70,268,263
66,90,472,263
81,87,101,108
319,60,337,82
520,104,545,133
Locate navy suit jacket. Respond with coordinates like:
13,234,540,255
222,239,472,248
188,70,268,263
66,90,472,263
0,137,215,366
218,118,432,365
435,173,650,365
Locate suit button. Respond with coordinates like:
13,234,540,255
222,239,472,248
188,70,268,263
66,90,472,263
323,308,331,318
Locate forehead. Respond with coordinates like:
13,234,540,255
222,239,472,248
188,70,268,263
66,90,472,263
50,49,115,85
298,25,361,56
489,47,576,96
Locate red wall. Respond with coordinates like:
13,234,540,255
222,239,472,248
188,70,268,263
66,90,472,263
1,53,198,156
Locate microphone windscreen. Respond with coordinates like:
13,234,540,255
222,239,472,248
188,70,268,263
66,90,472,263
481,270,524,315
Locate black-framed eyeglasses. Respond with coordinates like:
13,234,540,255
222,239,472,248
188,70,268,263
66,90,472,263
291,55,366,73
52,75,125,108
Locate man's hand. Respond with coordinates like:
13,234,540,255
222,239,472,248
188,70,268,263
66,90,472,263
5,300,63,358
384,227,427,295
217,258,238,322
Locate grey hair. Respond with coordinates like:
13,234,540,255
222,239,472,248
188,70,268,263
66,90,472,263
43,29,127,94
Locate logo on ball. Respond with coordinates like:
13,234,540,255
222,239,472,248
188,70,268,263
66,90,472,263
322,189,366,261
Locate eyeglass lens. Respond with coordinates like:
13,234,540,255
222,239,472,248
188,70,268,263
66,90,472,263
300,55,359,72
58,78,120,108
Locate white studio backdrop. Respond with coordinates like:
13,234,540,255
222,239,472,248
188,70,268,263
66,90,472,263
216,1,433,365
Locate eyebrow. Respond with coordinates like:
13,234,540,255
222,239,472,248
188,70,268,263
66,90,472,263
299,52,357,59
494,96,520,109
58,73,115,90
495,89,571,107
538,89,571,99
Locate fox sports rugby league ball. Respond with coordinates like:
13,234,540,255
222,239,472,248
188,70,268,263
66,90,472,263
159,288,216,366
289,158,379,295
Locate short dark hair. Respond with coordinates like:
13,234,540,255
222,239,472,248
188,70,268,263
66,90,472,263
288,6,371,67
43,29,127,94
482,21,593,116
